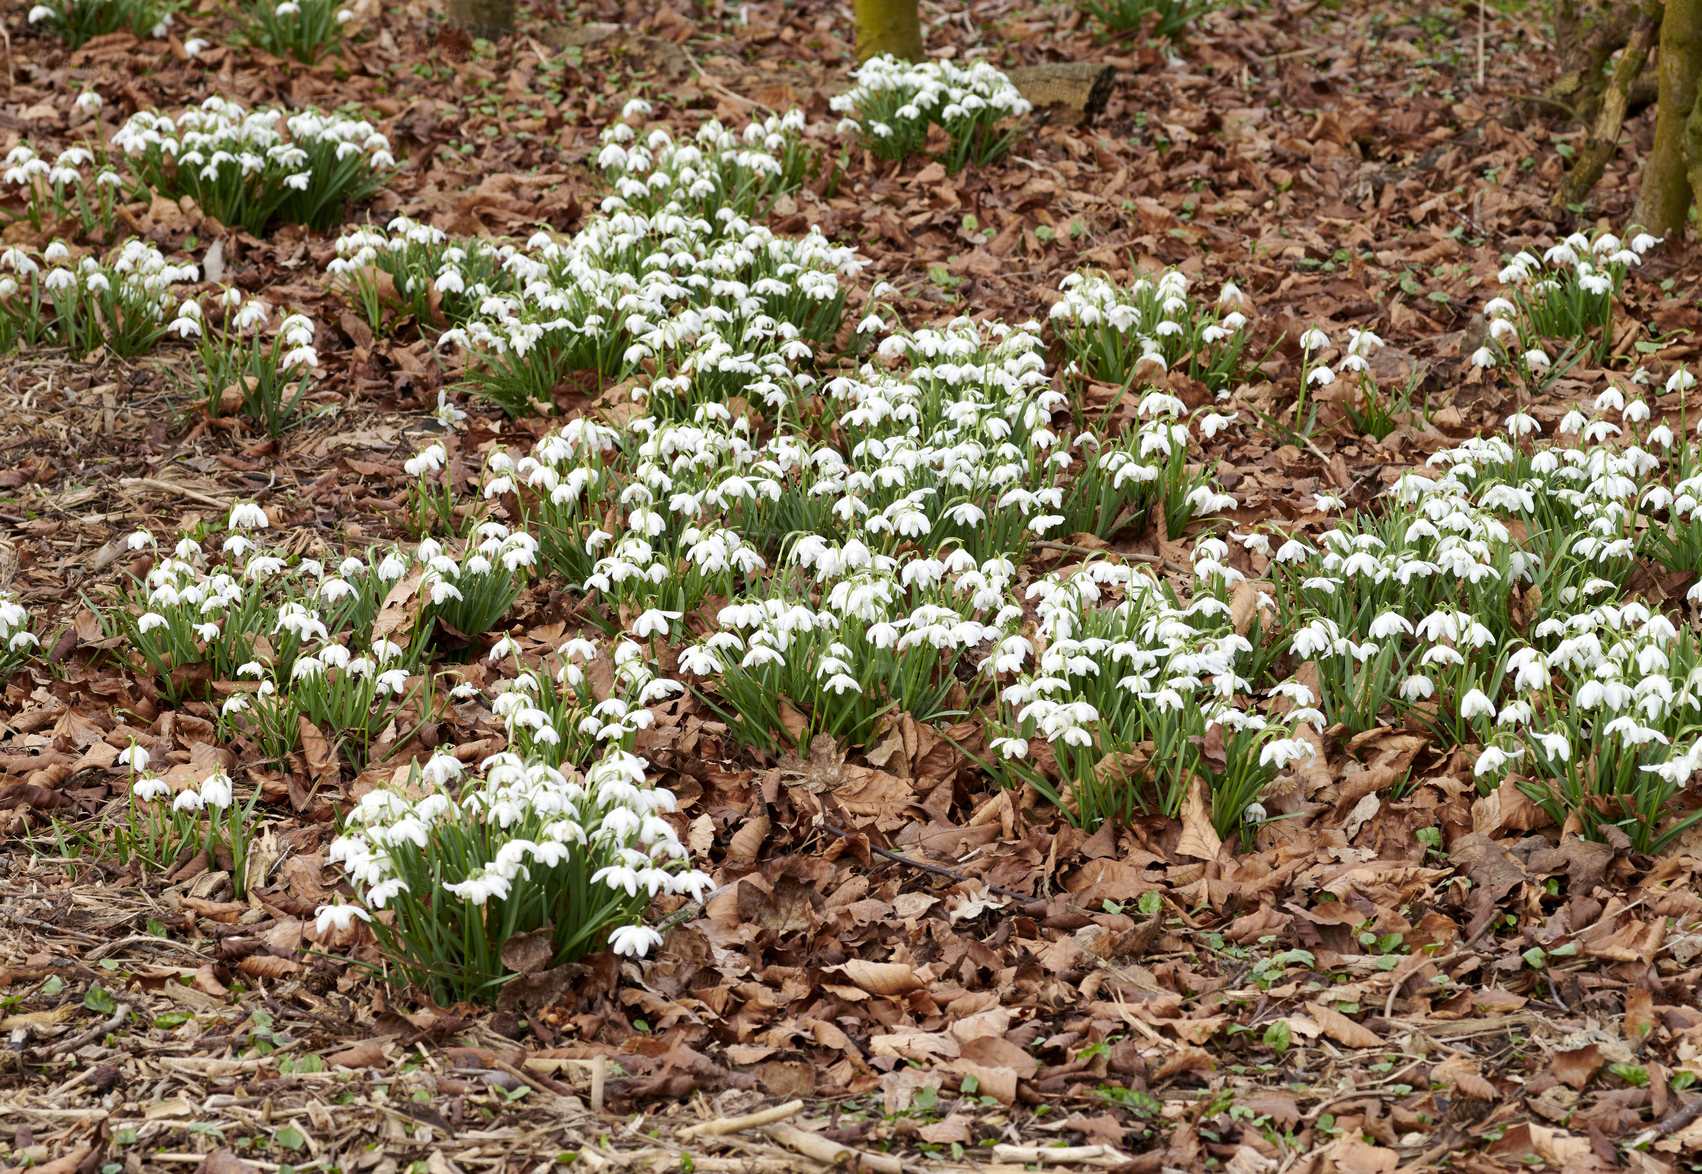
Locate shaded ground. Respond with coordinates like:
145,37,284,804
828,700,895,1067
3,1,1702,1172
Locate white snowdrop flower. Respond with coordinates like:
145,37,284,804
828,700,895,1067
228,501,269,529
315,903,372,934
1631,232,1660,254
1524,348,1551,369
1505,412,1539,438
132,776,170,802
127,529,156,550
1299,327,1330,351
1472,745,1521,776
200,771,234,809
1312,492,1344,513
1667,368,1696,393
608,924,663,957
1400,675,1434,701
117,744,150,771
1459,689,1495,719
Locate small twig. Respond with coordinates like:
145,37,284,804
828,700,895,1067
1631,1094,1702,1148
681,1099,802,1137
589,1054,606,1114
493,1058,573,1099
818,822,1030,900
118,477,232,509
1031,541,1188,577
990,1144,1131,1166
1383,949,1461,1019
43,1002,130,1057
86,934,213,963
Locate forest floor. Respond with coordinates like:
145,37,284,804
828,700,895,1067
3,0,1702,1172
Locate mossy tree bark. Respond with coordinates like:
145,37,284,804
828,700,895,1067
450,0,514,38
1635,0,1702,238
1559,0,1662,207
854,0,923,62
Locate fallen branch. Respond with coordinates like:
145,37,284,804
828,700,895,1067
762,1122,905,1174
990,1143,1132,1166
681,1099,802,1137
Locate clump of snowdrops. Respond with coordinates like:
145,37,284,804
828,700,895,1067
242,0,353,63
329,217,509,337
3,112,124,239
114,97,394,234
325,746,711,1004
1049,268,1255,392
26,0,173,48
118,753,266,898
0,239,197,357
182,290,320,435
832,55,1033,171
1471,227,1656,382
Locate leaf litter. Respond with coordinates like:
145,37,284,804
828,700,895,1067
2,0,1702,1172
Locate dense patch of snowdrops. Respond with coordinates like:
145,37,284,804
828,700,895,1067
114,97,394,234
832,54,1033,171
8,80,1702,1000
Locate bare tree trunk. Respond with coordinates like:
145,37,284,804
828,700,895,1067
1559,0,1663,206
450,0,514,38
853,0,923,62
1636,0,1702,237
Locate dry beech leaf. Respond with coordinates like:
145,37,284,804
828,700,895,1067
1177,775,1223,861
1432,1055,1497,1100
726,814,769,864
834,959,922,996
235,955,305,979
1304,1002,1380,1048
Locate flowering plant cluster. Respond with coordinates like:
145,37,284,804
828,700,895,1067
1259,388,1702,850
118,752,266,898
0,239,197,357
600,107,821,222
181,289,320,435
434,109,861,419
114,98,395,234
1048,268,1254,392
984,555,1317,843
1472,228,1656,381
3,114,123,239
326,746,711,1003
831,55,1033,171
330,217,508,337
242,0,353,63
26,0,173,48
